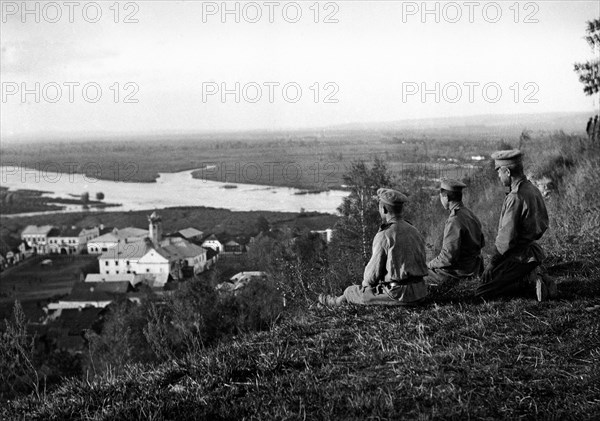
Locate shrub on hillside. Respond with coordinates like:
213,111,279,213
220,278,284,333
144,277,285,362
541,141,600,264
0,301,39,400
86,299,154,376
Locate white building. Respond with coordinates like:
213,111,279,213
98,239,149,275
95,213,208,287
161,236,206,269
137,248,170,276
21,225,54,254
201,234,224,253
87,227,149,254
310,228,334,243
48,226,100,254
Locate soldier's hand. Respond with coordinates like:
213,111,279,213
482,264,494,282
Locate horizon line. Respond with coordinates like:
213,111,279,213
1,109,594,142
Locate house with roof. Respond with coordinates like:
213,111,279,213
19,241,34,258
216,271,268,293
137,248,171,278
95,212,209,287
151,213,207,267
4,241,34,265
46,281,133,311
98,239,149,276
177,228,204,241
201,234,223,253
223,240,243,254
84,273,143,286
87,227,149,254
21,225,55,254
159,236,207,271
5,249,20,265
47,226,100,254
310,228,334,243
247,228,289,251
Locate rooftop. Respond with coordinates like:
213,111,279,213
48,226,82,238
160,237,207,259
178,227,204,238
22,225,55,236
99,240,149,259
84,273,137,283
65,281,133,302
91,227,149,244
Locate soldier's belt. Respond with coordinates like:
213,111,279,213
386,277,424,288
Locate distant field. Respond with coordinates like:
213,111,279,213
0,186,119,215
0,255,98,306
1,129,505,190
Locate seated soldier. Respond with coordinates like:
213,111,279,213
426,178,485,296
319,188,428,306
476,149,557,301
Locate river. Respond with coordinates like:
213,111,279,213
0,167,349,217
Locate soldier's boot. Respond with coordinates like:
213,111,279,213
534,269,557,302
542,273,558,298
318,293,344,307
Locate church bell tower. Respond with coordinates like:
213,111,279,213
148,211,162,245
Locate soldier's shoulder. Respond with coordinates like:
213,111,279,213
518,179,543,199
456,205,476,218
462,206,483,224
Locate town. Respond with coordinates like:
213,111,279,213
0,210,334,355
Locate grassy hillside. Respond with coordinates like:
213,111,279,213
2,132,599,419
4,277,599,420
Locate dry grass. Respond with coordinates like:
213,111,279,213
5,275,599,420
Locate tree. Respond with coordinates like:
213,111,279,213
574,19,600,96
86,300,154,375
255,216,270,233
95,192,105,201
335,158,393,265
81,192,89,204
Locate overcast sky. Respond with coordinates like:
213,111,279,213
1,0,599,138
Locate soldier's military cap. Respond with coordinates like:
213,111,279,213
375,188,408,206
439,178,467,192
491,149,523,169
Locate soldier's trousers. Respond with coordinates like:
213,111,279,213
475,259,539,299
425,259,482,298
343,282,428,306
425,268,463,297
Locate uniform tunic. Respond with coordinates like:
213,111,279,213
476,176,549,299
427,201,485,281
343,217,428,305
